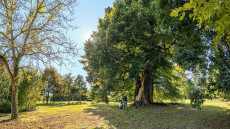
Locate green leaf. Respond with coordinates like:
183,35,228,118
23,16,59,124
179,12,185,20
184,3,193,10
170,11,178,17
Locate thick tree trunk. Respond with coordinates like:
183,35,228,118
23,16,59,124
134,80,141,103
11,63,19,119
134,70,153,106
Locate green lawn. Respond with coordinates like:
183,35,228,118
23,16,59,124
0,100,230,129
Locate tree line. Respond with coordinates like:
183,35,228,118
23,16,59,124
0,66,87,113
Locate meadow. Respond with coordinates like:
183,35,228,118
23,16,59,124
0,99,230,129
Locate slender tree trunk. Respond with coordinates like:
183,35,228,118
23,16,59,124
134,70,153,106
46,91,49,104
79,89,81,104
68,88,70,105
53,94,54,103
105,90,109,104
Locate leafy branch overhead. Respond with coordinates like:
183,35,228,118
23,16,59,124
171,0,230,48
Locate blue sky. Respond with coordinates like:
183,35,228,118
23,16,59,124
56,0,114,82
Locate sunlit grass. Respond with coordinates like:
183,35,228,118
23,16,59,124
0,100,230,128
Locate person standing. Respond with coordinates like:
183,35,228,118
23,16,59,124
122,94,128,110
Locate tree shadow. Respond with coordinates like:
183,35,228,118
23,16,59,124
0,113,9,118
83,103,171,128
37,101,86,107
0,119,12,124
83,102,230,129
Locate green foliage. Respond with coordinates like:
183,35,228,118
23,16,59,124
82,0,191,103
189,90,205,110
18,69,42,111
171,0,230,48
0,67,11,113
0,99,11,113
0,67,10,101
42,67,62,103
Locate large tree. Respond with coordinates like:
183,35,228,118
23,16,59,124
82,0,202,105
0,0,77,119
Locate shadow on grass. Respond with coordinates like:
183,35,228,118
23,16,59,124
37,101,86,107
0,119,12,124
0,114,9,118
84,102,230,129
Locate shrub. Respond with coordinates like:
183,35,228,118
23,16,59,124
0,100,11,113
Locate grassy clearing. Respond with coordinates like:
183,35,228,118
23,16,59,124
0,100,230,129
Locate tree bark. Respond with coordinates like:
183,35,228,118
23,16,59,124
134,70,153,106
11,82,18,119
134,79,141,103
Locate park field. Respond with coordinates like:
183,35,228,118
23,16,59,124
0,99,230,129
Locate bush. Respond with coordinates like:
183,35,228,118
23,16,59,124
189,90,205,110
0,100,11,113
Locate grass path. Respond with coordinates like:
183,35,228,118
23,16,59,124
0,100,230,129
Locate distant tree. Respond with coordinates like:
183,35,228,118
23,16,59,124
42,67,62,104
74,74,87,104
0,0,77,119
63,73,74,105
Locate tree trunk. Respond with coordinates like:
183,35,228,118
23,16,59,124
53,94,54,103
134,70,153,106
79,90,81,104
11,63,20,119
0,55,19,119
68,91,70,105
105,95,109,104
46,91,49,104
11,82,18,119
105,90,109,104
134,79,141,103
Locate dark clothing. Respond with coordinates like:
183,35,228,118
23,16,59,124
122,96,127,101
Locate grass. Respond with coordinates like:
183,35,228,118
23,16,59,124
0,99,230,129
